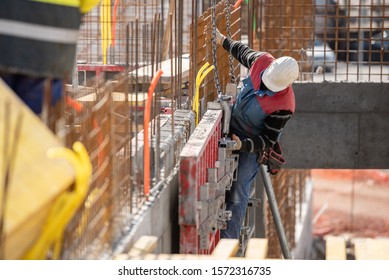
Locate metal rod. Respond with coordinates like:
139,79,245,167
192,0,198,108
152,15,157,137
177,0,183,99
155,13,161,183
174,0,179,109
125,22,133,216
150,20,155,187
260,165,292,259
135,18,142,203
169,12,174,151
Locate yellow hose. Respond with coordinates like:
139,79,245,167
101,0,112,65
23,142,92,259
193,62,215,125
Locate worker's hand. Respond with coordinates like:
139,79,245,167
215,28,226,45
231,134,242,151
255,136,271,165
265,142,286,175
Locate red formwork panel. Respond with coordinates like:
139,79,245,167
179,109,223,254
77,64,126,80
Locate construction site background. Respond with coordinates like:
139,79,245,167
311,169,389,259
66,0,389,259
1,0,388,260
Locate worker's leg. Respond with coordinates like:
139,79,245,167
1,73,62,115
221,152,259,239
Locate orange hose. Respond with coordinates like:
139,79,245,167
234,0,243,9
66,96,84,113
66,96,104,168
112,0,119,46
143,70,163,196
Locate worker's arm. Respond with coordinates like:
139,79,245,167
235,110,291,174
221,37,265,69
239,110,292,152
215,28,265,69
261,110,292,147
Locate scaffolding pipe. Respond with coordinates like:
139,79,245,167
260,165,292,259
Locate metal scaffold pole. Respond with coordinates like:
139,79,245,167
260,165,292,259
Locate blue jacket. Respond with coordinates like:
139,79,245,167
230,53,295,139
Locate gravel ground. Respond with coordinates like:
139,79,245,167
311,169,389,238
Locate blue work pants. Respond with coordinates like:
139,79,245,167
221,152,260,239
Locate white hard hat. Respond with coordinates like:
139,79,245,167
262,56,299,92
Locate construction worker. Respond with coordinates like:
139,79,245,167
215,29,299,239
0,0,100,115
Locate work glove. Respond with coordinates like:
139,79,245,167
231,134,242,150
265,142,286,175
233,135,285,175
215,28,226,45
236,135,268,165
250,138,285,175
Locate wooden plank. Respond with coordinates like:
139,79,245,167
354,238,368,260
0,79,74,259
211,239,240,259
128,54,190,86
366,239,389,259
76,92,148,104
127,235,158,258
325,236,346,260
130,254,217,260
245,238,268,259
355,238,389,260
113,254,130,260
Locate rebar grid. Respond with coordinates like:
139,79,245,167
60,1,195,256
62,81,114,259
77,1,162,65
254,0,389,82
48,0,388,259
189,1,241,113
62,73,169,259
76,1,193,66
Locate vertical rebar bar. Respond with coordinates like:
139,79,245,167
192,0,198,108
135,18,142,204
169,12,175,164
174,0,179,109
178,0,184,101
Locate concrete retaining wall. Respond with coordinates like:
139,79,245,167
112,171,180,256
282,82,389,169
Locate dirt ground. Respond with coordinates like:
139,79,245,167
311,169,389,239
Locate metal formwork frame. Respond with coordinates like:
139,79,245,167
179,109,222,254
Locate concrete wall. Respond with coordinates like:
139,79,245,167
282,82,389,169
112,170,180,256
